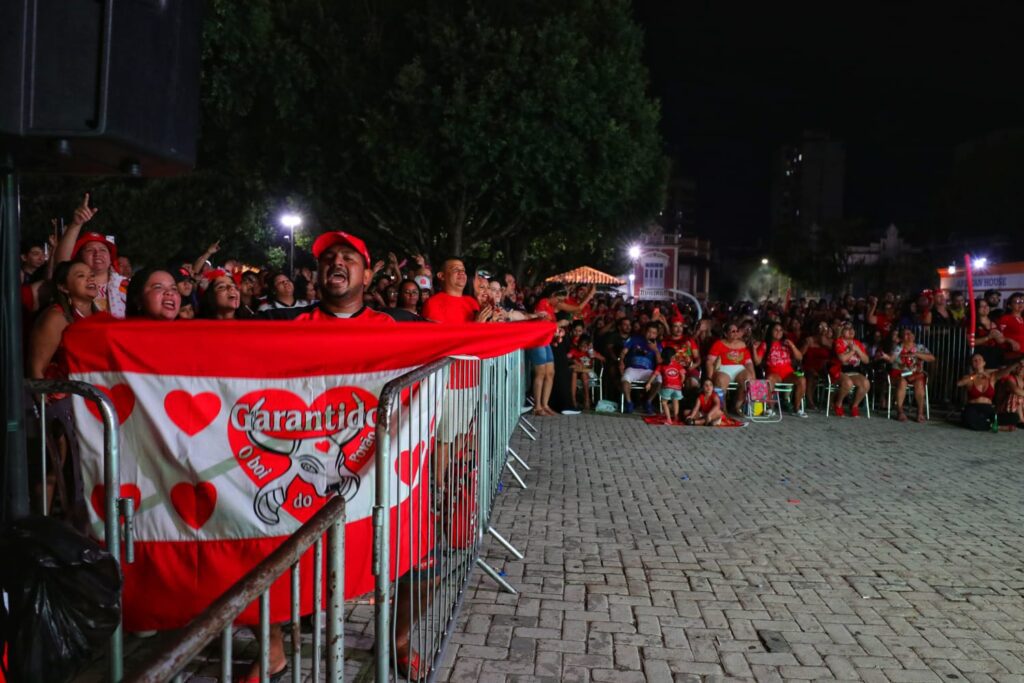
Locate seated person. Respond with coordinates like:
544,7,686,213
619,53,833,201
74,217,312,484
997,293,1024,361
662,317,701,388
830,323,871,417
567,334,604,410
995,359,1024,430
878,327,935,423
754,322,808,417
684,378,724,426
706,323,755,415
646,347,685,424
618,322,662,414
958,353,1015,431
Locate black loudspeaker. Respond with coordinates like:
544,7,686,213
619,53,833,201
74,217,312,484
0,0,202,177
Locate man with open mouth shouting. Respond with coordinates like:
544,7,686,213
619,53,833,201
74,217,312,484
262,230,396,323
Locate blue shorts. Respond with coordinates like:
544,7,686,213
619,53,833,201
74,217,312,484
660,388,684,401
527,345,554,365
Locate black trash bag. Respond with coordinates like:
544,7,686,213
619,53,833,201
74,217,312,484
0,516,122,683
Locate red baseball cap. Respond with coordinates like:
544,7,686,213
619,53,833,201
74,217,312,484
311,231,370,266
71,232,119,272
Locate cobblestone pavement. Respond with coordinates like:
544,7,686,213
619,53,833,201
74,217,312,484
437,413,1024,682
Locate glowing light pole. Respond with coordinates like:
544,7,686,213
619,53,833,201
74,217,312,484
280,213,302,275
628,245,641,300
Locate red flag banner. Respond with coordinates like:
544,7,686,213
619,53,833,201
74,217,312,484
63,318,553,631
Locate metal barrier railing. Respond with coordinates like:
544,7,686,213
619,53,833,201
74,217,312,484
24,378,130,683
373,350,531,682
843,323,970,414
125,495,347,683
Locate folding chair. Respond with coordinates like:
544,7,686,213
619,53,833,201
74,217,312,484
745,379,781,422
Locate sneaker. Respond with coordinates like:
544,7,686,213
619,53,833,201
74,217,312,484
796,409,809,418
624,401,634,414
644,401,655,415
833,404,845,417
851,406,861,418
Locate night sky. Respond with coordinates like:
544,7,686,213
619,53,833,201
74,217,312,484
633,1,1024,241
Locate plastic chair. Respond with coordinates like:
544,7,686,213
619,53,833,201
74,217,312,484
887,371,930,420
823,373,872,418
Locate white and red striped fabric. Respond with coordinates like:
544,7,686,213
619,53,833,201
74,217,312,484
63,318,552,630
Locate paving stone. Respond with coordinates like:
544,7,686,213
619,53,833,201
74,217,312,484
436,414,1024,683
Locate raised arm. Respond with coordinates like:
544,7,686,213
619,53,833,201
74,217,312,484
54,193,99,263
192,240,221,276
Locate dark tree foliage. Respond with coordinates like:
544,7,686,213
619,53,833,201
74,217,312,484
22,0,666,277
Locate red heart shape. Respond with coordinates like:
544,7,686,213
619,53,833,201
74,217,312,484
90,483,142,521
85,384,135,425
170,482,217,530
226,387,379,524
165,390,222,436
395,442,428,487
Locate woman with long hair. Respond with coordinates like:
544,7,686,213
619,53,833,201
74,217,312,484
754,322,808,417
28,261,99,379
201,272,241,320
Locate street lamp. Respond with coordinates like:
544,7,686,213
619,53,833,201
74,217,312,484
948,263,957,275
761,257,769,266
628,245,641,260
972,257,988,270
280,213,302,275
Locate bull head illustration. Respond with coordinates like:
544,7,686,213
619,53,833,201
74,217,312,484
248,408,364,525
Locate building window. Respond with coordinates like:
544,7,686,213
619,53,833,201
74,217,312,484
643,260,665,285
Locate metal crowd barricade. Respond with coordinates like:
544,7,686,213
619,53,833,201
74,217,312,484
373,350,530,682
910,324,969,409
24,378,130,683
126,495,346,683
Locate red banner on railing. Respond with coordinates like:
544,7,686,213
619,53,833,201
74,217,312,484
63,318,552,631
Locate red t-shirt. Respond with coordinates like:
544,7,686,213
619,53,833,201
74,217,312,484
663,335,699,367
534,298,556,321
654,362,685,391
293,306,396,323
709,340,751,367
997,313,1024,349
567,348,594,370
757,341,794,376
873,313,893,335
833,338,866,367
422,292,480,324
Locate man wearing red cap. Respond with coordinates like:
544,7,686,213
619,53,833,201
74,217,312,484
263,230,394,322
54,193,129,318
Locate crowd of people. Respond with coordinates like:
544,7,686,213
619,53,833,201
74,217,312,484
16,194,1024,680
19,194,1024,434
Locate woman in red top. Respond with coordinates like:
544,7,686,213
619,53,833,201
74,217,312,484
800,321,832,410
996,359,1024,429
705,323,755,414
754,323,807,417
997,293,1024,361
830,323,870,417
28,261,99,380
957,353,1015,430
662,318,701,388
